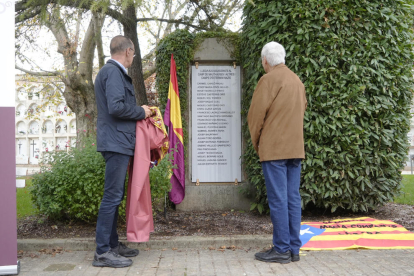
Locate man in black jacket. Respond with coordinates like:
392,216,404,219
93,35,151,268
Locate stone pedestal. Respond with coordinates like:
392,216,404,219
177,37,250,211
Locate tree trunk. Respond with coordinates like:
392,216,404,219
63,82,97,146
123,4,148,106
93,12,106,69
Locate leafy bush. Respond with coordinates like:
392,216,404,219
241,0,414,213
31,137,174,222
31,137,108,221
149,151,176,213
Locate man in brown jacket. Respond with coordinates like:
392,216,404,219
248,42,307,264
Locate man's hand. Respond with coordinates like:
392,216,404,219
142,105,151,118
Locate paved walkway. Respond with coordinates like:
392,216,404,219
17,248,414,276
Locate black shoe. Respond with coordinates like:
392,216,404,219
112,242,139,257
255,248,291,263
291,252,300,262
92,249,133,268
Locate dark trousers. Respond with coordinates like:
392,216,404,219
262,159,302,255
95,151,131,254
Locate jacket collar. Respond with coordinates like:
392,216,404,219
106,59,132,81
267,63,286,74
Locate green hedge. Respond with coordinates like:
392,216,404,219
30,137,174,222
241,0,414,213
31,137,109,221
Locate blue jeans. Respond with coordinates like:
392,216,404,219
262,159,302,255
96,151,131,254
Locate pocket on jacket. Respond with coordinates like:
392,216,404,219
125,85,135,95
125,86,136,104
116,124,136,149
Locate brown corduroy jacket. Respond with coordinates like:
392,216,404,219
248,64,307,162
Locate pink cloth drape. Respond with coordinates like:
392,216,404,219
126,117,168,242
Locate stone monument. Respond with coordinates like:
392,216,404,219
177,38,250,211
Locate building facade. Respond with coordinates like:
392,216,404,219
15,76,76,167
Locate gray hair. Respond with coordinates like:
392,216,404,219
261,42,286,66
110,35,134,55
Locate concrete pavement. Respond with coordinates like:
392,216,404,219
15,235,414,276
17,247,414,276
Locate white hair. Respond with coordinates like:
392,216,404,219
261,42,286,66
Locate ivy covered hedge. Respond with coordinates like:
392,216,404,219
241,0,414,213
156,30,195,114
155,30,240,153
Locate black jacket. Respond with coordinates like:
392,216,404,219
95,59,145,156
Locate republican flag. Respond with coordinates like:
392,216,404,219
300,217,414,250
163,54,185,204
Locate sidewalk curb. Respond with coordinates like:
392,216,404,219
18,235,272,251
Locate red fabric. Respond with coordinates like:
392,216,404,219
126,117,168,242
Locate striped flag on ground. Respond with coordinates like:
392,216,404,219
300,217,414,250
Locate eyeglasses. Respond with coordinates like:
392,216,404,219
129,48,136,58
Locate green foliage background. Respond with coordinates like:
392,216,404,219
30,137,173,222
241,0,414,213
31,137,109,221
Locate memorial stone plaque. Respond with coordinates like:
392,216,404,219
191,65,241,182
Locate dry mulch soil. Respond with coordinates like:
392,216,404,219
17,203,414,239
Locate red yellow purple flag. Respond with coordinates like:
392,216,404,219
300,217,414,250
163,54,185,204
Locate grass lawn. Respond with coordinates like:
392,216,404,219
395,175,414,205
16,176,37,218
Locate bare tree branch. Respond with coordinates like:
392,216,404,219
78,17,96,80
16,8,42,24
136,17,207,30
16,0,131,27
218,0,243,28
185,5,202,30
157,3,169,39
188,0,216,28
93,13,106,69
16,65,61,76
74,10,82,48
46,10,72,55
160,0,188,40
